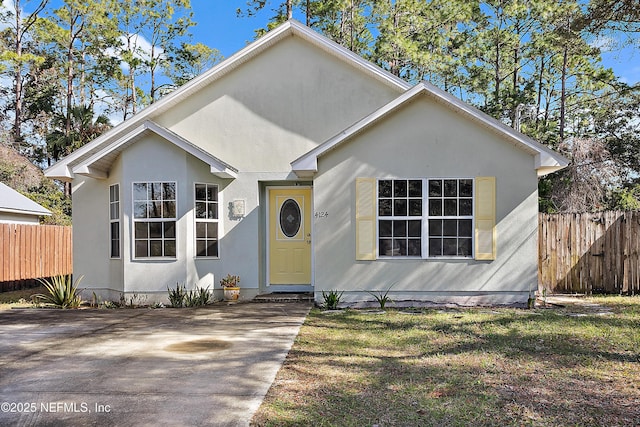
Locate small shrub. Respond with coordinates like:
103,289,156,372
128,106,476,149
184,286,212,307
322,290,343,310
366,285,395,309
34,275,83,309
168,283,186,308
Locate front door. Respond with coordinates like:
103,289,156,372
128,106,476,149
268,188,312,285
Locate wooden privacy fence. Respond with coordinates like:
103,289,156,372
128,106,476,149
539,211,640,294
0,224,72,289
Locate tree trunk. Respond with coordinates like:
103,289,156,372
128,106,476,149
287,0,293,20
13,2,23,144
560,46,568,142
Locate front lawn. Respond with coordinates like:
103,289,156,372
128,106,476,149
252,296,640,426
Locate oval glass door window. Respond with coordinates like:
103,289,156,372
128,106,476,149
280,198,301,238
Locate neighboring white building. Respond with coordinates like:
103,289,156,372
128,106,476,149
0,183,51,224
44,20,568,306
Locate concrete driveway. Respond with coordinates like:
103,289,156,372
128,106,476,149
0,302,310,427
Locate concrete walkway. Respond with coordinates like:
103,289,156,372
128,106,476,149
0,302,311,426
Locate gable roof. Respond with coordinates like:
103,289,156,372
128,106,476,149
72,120,237,179
292,81,570,177
0,183,51,217
44,20,410,181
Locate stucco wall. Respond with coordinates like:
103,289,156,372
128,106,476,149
156,35,402,173
313,96,539,306
0,213,40,224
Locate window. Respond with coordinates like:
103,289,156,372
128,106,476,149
194,183,219,257
378,179,423,257
109,184,120,258
133,182,176,258
377,178,473,258
427,179,473,257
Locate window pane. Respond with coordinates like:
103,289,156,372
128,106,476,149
196,240,207,257
393,220,407,237
111,239,120,258
395,239,407,256
409,199,422,216
459,180,473,197
429,180,442,197
379,239,393,256
207,203,218,219
459,199,472,216
148,201,162,218
443,238,458,256
164,221,176,238
150,240,163,256
394,180,407,197
164,240,176,257
196,222,206,238
443,220,457,236
408,220,421,237
207,241,218,257
135,222,148,238
459,220,472,237
379,221,392,237
458,238,472,256
195,202,207,219
195,184,206,201
163,201,176,218
135,240,148,258
444,199,458,216
207,222,218,239
408,180,422,197
207,185,217,202
408,239,421,256
429,219,442,236
111,222,120,240
150,183,163,200
394,199,407,216
162,182,175,200
134,202,147,219
133,183,147,201
444,180,458,197
379,180,392,198
149,222,162,238
429,199,442,216
379,199,392,216
429,238,442,256
110,204,118,220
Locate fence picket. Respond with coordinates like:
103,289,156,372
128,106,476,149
539,211,640,294
0,224,72,285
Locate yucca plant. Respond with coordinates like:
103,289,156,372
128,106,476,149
366,284,395,309
322,289,343,310
168,283,186,307
35,275,83,308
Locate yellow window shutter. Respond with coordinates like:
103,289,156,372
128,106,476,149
355,178,376,260
475,176,496,260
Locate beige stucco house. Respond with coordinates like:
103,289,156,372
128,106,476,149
44,20,568,306
0,183,51,224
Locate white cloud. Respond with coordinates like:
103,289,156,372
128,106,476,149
106,33,165,73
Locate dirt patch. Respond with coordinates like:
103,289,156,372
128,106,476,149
165,339,232,353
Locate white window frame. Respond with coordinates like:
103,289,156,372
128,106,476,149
109,183,121,259
194,182,220,259
132,181,177,259
376,178,474,259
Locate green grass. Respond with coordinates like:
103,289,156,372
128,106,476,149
252,296,640,426
0,286,46,309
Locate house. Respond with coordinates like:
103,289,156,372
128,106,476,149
0,182,51,224
44,20,568,306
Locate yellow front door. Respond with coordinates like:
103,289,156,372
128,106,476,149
269,188,312,285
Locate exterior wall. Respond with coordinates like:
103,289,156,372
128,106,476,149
313,97,539,306
157,36,402,173
0,213,40,224
72,173,120,301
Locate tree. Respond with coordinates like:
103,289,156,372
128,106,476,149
0,0,49,145
164,42,222,89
